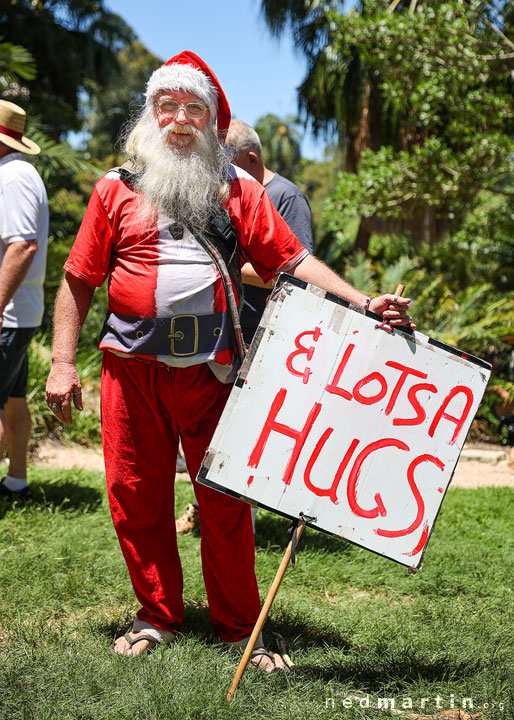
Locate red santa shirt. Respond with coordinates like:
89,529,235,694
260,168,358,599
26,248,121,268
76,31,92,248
64,164,308,381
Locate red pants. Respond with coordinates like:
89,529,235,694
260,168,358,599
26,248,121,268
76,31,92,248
101,352,261,642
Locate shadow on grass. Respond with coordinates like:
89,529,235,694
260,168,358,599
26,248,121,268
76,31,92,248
92,604,478,690
35,481,103,512
0,481,102,518
254,512,353,555
265,611,480,688
294,654,481,689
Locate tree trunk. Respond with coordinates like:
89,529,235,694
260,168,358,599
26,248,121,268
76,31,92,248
354,218,371,252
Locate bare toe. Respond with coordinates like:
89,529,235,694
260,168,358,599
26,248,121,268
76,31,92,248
251,648,286,673
113,632,155,656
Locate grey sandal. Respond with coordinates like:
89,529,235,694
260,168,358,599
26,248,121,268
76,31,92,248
124,632,159,649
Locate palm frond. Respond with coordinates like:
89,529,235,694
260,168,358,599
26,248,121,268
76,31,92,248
0,40,36,82
345,250,378,294
380,255,418,293
28,128,103,182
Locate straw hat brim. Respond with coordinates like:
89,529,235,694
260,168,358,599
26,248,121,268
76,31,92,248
0,132,40,155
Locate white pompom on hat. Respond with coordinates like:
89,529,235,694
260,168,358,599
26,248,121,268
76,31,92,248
145,51,231,138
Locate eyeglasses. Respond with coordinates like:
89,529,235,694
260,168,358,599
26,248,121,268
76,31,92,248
154,98,208,120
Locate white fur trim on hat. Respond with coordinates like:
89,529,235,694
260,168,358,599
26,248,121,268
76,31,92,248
145,63,218,117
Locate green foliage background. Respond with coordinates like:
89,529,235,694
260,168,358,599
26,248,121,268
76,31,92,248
0,5,513,716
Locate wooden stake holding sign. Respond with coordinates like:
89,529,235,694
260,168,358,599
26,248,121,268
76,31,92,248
226,518,306,700
197,275,491,699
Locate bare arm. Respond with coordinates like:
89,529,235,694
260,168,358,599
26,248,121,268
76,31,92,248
291,254,415,327
241,262,274,289
45,272,95,424
0,240,38,338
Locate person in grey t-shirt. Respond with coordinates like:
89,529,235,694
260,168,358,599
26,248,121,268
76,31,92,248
225,119,313,344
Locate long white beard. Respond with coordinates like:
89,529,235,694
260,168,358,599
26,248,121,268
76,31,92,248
125,110,232,233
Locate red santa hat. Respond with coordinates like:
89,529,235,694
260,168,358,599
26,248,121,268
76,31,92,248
145,51,231,138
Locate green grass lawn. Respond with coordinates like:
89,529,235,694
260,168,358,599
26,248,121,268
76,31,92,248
0,465,512,720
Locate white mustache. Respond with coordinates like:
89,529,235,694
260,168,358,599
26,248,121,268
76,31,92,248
163,123,196,137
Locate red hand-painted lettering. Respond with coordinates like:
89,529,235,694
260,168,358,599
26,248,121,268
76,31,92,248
384,361,428,415
429,385,474,444
393,382,438,426
304,433,359,504
286,327,322,384
352,372,388,405
403,521,430,557
376,454,444,538
347,438,410,519
325,343,355,400
248,387,321,486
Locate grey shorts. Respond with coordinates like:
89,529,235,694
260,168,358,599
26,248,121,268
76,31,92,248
0,327,36,409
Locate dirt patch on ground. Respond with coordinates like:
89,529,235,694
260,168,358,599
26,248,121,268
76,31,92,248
34,440,105,473
451,456,513,488
33,440,513,488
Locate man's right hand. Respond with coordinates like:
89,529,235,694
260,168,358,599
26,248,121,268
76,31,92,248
45,361,83,425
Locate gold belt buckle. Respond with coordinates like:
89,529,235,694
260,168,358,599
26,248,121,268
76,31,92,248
168,315,199,356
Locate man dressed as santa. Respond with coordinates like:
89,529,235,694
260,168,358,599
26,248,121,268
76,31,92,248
46,51,413,666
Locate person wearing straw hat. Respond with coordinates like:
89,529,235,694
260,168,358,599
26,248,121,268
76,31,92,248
0,100,48,498
45,51,413,665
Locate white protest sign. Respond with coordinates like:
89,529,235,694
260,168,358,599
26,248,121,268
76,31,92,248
198,276,491,568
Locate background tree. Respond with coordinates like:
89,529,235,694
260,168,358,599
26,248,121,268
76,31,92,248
0,38,35,96
86,40,162,164
261,0,514,250
261,0,514,440
254,112,303,179
0,37,105,441
0,0,134,137
298,146,342,254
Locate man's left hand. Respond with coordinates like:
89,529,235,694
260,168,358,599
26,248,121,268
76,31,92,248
369,295,416,329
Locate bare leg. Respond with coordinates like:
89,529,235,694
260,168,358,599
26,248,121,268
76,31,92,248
5,397,32,478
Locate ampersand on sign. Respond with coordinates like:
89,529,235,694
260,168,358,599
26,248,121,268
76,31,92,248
286,327,322,384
